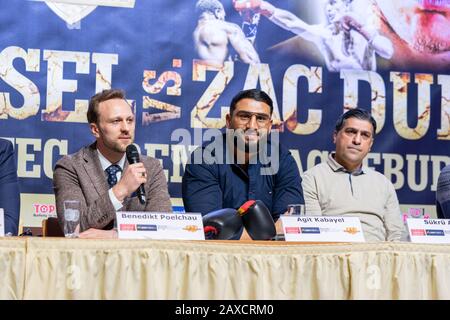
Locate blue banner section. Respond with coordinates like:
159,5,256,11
0,0,449,225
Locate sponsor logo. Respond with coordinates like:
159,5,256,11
285,227,300,234
408,208,425,218
32,203,57,218
411,229,426,236
425,229,445,236
136,224,157,231
300,227,320,234
183,225,201,232
120,224,136,231
343,227,360,235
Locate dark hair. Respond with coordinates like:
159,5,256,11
87,89,126,124
229,89,273,116
195,0,223,15
335,108,377,134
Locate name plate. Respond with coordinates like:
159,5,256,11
280,216,365,242
116,211,205,240
0,208,4,237
407,218,450,244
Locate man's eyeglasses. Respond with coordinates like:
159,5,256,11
234,111,271,126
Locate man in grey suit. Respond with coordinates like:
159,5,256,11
53,89,172,238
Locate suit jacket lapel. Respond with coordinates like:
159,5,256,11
82,143,110,197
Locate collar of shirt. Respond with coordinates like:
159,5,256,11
327,152,365,176
97,149,126,172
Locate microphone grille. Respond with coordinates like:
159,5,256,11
126,144,139,162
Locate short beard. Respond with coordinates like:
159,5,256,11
235,130,261,154
105,139,130,154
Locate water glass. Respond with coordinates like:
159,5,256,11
285,204,305,216
63,200,81,238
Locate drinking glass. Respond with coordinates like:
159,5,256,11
285,204,305,216
63,200,81,238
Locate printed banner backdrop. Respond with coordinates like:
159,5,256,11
0,0,448,228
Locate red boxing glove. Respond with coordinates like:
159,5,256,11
233,0,262,11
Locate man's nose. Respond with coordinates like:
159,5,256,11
247,114,258,129
353,132,362,144
121,120,130,132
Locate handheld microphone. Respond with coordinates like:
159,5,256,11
202,208,243,240
238,200,276,240
125,144,146,205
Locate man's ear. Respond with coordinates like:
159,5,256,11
333,131,337,144
369,137,374,151
225,113,232,129
90,123,99,138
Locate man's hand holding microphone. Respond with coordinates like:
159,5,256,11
112,144,147,205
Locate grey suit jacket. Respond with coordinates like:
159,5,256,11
53,143,172,231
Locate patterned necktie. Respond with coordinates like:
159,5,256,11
105,164,121,188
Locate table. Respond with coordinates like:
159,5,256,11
1,238,449,299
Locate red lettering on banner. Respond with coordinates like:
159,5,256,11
32,203,56,217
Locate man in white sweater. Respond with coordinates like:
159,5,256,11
302,108,404,242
